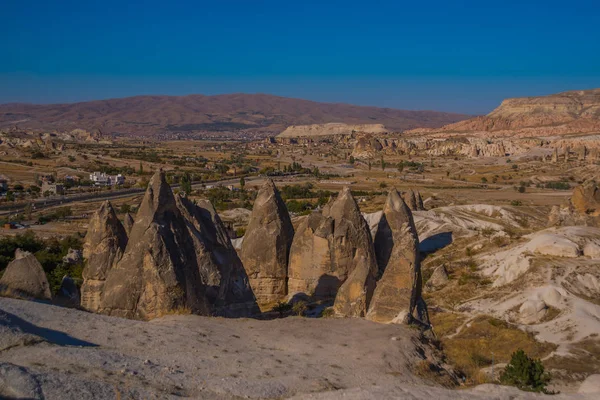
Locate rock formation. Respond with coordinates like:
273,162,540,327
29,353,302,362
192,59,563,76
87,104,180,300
56,276,80,307
0,249,51,301
329,188,378,317
80,201,128,312
279,123,387,138
367,189,428,324
100,171,209,320
175,195,259,316
415,191,425,211
123,212,135,235
549,181,600,227
240,179,294,305
402,189,418,211
288,187,378,317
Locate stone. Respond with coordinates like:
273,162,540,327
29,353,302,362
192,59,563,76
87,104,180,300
0,249,51,301
571,181,600,216
62,248,82,265
519,298,547,324
176,195,259,317
123,212,135,235
240,179,294,305
100,171,209,320
80,201,128,312
426,265,449,290
367,189,428,324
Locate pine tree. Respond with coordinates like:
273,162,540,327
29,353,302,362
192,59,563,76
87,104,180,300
500,350,551,393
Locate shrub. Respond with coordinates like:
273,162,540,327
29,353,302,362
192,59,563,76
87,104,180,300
292,301,307,316
500,349,551,393
272,301,292,318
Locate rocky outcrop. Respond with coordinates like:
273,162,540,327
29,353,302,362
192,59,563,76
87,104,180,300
426,265,449,291
123,213,135,235
56,276,80,307
80,201,128,312
100,171,209,320
279,123,387,138
329,188,379,317
402,189,418,211
240,179,294,305
407,88,600,138
175,195,259,317
0,250,51,301
367,190,428,324
571,181,600,216
548,181,600,227
288,188,378,317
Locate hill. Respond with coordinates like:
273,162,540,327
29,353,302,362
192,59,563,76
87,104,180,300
0,93,469,139
408,89,600,138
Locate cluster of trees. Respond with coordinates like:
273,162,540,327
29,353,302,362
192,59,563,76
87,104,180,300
0,231,84,294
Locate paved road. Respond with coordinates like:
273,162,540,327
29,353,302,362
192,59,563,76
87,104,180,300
0,175,263,217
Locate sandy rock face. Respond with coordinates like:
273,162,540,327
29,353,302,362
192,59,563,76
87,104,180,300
80,201,128,312
548,181,600,227
0,250,51,301
240,179,294,304
100,171,210,320
176,195,259,317
367,190,427,324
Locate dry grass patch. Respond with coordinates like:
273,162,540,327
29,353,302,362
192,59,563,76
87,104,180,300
439,316,556,385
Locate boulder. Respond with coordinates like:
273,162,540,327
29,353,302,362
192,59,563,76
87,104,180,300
123,212,135,235
0,249,51,301
100,171,209,320
426,265,449,290
240,179,294,305
519,298,547,324
80,201,128,312
176,195,259,317
367,189,428,324
62,248,82,265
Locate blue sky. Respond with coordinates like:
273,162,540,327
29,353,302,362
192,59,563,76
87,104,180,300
1,0,599,114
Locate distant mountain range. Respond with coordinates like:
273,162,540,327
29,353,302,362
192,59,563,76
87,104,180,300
0,93,470,139
408,88,600,138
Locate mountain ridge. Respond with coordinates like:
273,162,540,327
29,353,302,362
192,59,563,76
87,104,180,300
0,93,470,139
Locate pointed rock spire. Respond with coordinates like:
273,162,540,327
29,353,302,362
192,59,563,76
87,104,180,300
402,189,418,211
240,179,294,305
367,189,428,324
100,171,209,320
80,200,127,312
123,212,134,235
0,249,51,301
176,194,259,317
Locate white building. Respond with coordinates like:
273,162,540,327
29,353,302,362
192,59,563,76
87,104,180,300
90,172,125,186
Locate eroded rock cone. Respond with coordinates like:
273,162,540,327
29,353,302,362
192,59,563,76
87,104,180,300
80,201,127,312
100,171,209,320
123,212,135,235
176,195,259,317
0,249,51,301
240,179,294,305
367,189,428,324
329,187,378,317
402,189,418,211
288,212,336,297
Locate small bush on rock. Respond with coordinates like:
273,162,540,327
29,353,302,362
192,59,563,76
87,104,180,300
500,349,552,393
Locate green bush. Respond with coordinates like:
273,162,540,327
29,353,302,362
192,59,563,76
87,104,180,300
272,301,292,318
500,349,551,393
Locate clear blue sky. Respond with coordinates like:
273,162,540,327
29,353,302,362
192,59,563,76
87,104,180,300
1,0,599,114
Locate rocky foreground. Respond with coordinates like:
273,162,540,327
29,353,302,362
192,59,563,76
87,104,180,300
1,297,598,400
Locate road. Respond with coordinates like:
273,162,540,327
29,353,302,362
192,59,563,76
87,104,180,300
0,175,263,217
